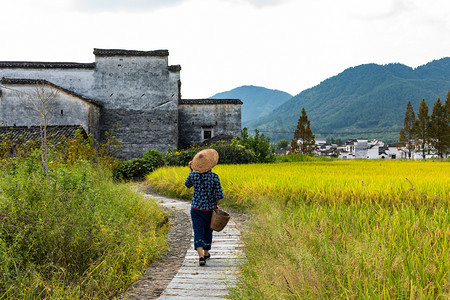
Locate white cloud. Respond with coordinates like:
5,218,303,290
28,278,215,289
1,0,449,98
73,0,186,11
73,0,291,12
347,0,411,20
222,0,292,7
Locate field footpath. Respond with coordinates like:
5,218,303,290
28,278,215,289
150,192,243,299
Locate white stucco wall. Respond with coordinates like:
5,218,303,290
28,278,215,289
0,83,99,137
0,68,94,96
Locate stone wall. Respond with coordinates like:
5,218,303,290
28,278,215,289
178,99,242,149
90,49,180,159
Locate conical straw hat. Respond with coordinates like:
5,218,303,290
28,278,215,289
191,149,219,173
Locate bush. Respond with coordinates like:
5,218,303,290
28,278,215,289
0,153,167,298
235,128,275,163
56,128,122,171
165,147,200,166
275,139,290,150
0,131,38,160
213,141,257,164
165,141,257,167
114,150,165,180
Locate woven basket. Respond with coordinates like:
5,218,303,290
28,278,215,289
210,208,230,232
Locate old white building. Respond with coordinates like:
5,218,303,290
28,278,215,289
0,48,242,159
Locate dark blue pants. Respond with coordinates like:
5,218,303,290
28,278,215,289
190,208,213,250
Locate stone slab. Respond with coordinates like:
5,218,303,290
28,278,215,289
154,194,243,300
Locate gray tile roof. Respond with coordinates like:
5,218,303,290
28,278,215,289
0,61,95,69
168,65,181,72
0,125,87,143
93,48,169,57
180,99,243,105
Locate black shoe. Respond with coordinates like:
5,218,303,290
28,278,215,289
199,257,206,266
204,254,211,260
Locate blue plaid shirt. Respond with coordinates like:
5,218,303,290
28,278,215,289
185,171,224,211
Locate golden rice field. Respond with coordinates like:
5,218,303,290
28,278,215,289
147,160,450,299
149,160,449,208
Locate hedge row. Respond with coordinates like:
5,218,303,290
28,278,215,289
113,140,268,180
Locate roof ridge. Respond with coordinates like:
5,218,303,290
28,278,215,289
0,61,95,69
94,48,169,57
180,99,243,105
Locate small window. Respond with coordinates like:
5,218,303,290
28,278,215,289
61,110,64,116
202,127,213,141
203,130,212,140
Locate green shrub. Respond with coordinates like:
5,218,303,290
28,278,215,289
114,150,165,180
165,141,257,167
235,128,275,163
0,132,38,159
0,154,167,298
56,128,122,171
213,141,257,164
165,147,200,166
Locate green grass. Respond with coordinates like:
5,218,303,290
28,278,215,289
147,160,450,299
0,154,168,299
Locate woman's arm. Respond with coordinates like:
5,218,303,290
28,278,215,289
185,163,194,188
213,175,224,202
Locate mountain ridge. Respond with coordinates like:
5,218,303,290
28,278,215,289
244,57,450,143
210,85,292,123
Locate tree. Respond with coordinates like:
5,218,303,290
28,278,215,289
276,139,289,149
238,127,274,163
2,82,58,176
444,91,450,156
429,98,448,158
326,136,343,145
290,108,315,154
413,99,430,159
446,91,450,120
399,101,416,158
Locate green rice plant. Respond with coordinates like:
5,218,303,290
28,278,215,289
147,159,450,299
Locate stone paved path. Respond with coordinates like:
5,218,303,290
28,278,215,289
146,193,244,300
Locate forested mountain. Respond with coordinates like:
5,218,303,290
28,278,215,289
210,85,292,123
245,58,450,143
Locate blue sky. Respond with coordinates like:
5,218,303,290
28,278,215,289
1,0,449,98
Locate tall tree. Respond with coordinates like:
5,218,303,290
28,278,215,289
446,91,450,119
429,98,448,158
413,99,430,159
290,108,315,154
444,91,450,156
399,101,416,159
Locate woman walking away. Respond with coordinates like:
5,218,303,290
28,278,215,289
185,149,224,266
